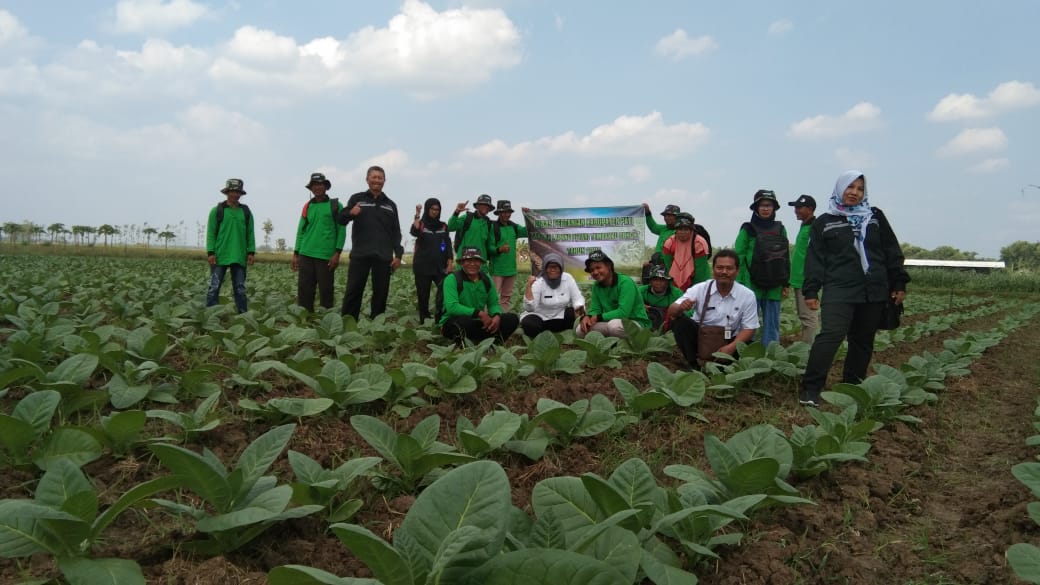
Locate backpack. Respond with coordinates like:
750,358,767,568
299,197,341,230
214,202,252,240
745,222,790,289
694,224,712,258
435,269,493,322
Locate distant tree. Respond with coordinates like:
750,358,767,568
158,230,176,250
3,222,21,244
142,227,158,248
47,223,66,244
276,237,287,252
29,223,45,243
928,245,978,261
97,224,118,246
262,219,274,250
900,243,928,258
1001,241,1040,271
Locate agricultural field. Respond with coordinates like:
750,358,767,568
2,253,1040,585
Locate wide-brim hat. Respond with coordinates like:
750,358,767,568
459,247,485,262
674,212,694,228
305,172,332,190
648,267,672,280
750,189,778,210
221,178,246,195
475,194,493,209
494,200,514,214
584,250,614,273
661,204,681,216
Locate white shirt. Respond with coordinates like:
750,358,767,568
673,279,759,331
520,273,586,321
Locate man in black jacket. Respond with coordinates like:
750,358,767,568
337,165,404,320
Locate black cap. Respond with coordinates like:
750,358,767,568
584,249,614,273
788,194,816,209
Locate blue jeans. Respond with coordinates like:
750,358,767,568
206,264,248,313
758,298,781,347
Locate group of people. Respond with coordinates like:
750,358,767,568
205,169,908,407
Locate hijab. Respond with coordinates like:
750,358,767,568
421,197,443,231
748,201,779,232
541,253,564,289
827,170,873,273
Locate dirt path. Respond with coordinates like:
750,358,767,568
701,322,1040,585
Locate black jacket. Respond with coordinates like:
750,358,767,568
337,190,404,261
410,220,452,276
803,207,909,303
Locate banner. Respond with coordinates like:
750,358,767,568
523,206,646,280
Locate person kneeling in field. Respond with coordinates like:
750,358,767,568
440,247,519,344
668,249,759,368
577,250,651,338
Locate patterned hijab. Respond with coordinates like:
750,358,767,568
827,170,873,273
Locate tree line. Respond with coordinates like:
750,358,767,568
0,219,283,252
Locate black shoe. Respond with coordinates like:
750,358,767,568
798,390,819,407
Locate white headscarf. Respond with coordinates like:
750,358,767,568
827,170,873,273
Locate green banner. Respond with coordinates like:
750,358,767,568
523,206,646,279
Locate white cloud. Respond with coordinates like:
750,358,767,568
968,158,1009,173
937,127,1007,157
554,12,564,31
117,38,209,73
0,9,28,44
928,80,1040,121
834,146,874,169
787,102,882,139
462,112,710,166
113,0,212,34
628,165,651,182
210,0,522,98
654,29,718,61
316,150,413,190
768,19,793,36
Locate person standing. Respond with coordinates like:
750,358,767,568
488,200,528,311
668,249,759,368
448,194,494,262
577,250,651,338
519,253,585,337
734,189,789,348
205,178,255,313
788,194,819,344
641,202,679,280
410,197,453,323
292,172,345,311
799,171,909,407
336,166,404,320
662,212,711,291
440,247,519,344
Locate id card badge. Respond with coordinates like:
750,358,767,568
724,327,732,340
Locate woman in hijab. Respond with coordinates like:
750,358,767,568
798,171,909,406
519,253,586,338
410,197,453,323
734,189,789,347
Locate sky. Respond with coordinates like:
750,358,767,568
0,0,1037,258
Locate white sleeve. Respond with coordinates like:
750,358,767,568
567,275,586,309
739,289,760,330
523,279,542,312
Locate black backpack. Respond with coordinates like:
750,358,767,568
492,220,518,248
453,212,477,252
745,222,789,289
214,202,252,240
435,269,493,321
299,197,341,230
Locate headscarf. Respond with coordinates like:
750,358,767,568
827,170,873,273
421,197,442,231
748,197,779,233
541,253,564,289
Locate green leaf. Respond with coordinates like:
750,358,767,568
13,389,61,436
1008,543,1040,584
1014,463,1040,499
0,415,36,459
234,424,296,492
472,549,631,585
35,459,95,518
92,475,182,537
150,443,232,511
101,410,147,446
269,564,381,585
34,429,103,471
58,557,145,585
350,415,399,465
47,354,99,385
106,375,152,409
532,477,603,541
331,524,413,585
267,398,334,417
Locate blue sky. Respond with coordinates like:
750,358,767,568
1,1,1037,258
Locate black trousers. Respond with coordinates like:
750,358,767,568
341,255,392,320
297,255,336,311
415,272,445,323
442,313,520,344
801,301,885,394
520,308,576,338
670,316,701,368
